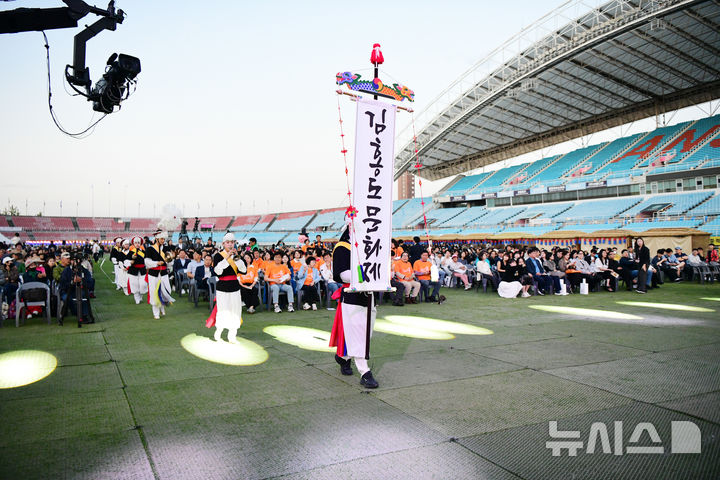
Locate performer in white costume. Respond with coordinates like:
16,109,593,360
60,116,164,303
127,236,148,304
110,237,123,290
207,232,246,343
118,238,131,295
144,230,175,319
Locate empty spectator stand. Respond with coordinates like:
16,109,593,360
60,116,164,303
512,202,574,221
468,164,528,192
305,207,346,231
441,172,493,195
229,215,262,231
556,222,623,233
392,197,433,227
410,207,466,228
11,216,74,231
583,134,646,175
698,218,720,236
468,206,527,226
514,155,561,185
621,191,714,217
652,114,720,165
128,218,159,231
686,193,720,216
240,214,275,232
554,197,641,222
76,217,125,231
233,231,291,245
622,219,703,232
437,206,488,227
267,210,316,232
31,231,103,242
500,224,559,236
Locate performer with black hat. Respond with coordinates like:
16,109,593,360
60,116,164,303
144,230,175,319
329,221,379,388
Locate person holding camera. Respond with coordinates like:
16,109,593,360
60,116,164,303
144,230,175,319
59,252,94,324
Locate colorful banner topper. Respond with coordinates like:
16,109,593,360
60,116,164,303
336,72,414,102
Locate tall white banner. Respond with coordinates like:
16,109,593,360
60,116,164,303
350,98,396,291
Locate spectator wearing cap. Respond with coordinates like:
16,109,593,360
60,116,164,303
664,248,684,282
1,256,20,304
20,256,48,318
674,246,689,278
54,252,71,283
22,256,47,284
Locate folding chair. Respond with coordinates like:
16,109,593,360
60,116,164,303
15,282,51,327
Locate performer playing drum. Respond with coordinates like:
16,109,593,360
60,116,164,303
127,236,148,304
144,230,175,319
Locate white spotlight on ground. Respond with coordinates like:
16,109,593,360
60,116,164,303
383,315,493,336
528,305,643,320
0,350,57,389
180,334,268,366
373,320,455,340
616,301,715,313
263,326,336,352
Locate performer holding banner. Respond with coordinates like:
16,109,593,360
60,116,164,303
127,236,148,304
207,232,246,343
330,220,378,388
330,43,410,389
144,230,175,319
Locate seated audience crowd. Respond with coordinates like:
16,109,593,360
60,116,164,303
1,240,96,324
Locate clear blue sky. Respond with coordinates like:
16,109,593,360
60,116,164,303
1,0,600,218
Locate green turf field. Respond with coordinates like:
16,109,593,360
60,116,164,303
1,259,719,479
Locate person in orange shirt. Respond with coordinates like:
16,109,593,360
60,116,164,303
391,239,403,260
239,252,260,313
290,250,304,277
414,251,440,302
265,252,294,313
393,252,421,303
252,249,265,273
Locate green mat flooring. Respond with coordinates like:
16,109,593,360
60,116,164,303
0,258,718,479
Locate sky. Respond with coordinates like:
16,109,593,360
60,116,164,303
1,0,715,219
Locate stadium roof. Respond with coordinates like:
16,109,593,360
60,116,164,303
394,0,720,181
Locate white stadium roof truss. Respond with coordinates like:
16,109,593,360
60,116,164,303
395,0,720,181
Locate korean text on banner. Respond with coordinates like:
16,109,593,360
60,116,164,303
350,98,396,291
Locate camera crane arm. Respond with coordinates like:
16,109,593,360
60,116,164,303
1,1,135,113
